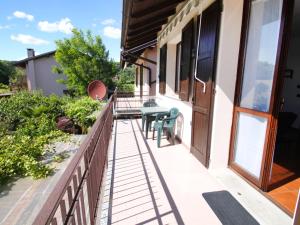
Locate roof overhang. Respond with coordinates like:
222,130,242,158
121,0,184,64
13,50,56,68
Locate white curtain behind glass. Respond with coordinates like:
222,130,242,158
240,0,283,112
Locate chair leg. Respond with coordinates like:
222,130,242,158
157,127,162,148
171,132,175,145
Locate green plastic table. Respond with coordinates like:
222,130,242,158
140,106,169,138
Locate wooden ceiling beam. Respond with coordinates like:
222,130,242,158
127,32,160,44
129,17,167,30
131,0,183,18
127,27,161,39
131,8,176,23
126,36,156,48
128,19,167,35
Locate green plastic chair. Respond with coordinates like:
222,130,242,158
152,108,179,147
141,99,158,131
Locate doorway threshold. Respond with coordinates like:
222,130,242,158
267,178,300,217
210,168,292,225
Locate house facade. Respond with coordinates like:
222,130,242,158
15,49,66,96
122,0,300,219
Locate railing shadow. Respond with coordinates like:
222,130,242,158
102,119,184,225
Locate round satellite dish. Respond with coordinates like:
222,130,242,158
87,80,107,100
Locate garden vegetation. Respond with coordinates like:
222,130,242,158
0,91,102,184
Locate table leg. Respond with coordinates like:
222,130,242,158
145,116,149,139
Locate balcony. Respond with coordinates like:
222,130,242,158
32,93,292,225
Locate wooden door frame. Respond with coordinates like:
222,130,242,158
140,65,143,97
228,0,295,191
190,1,222,167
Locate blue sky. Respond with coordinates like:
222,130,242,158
0,0,122,61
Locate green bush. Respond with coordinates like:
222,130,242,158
0,83,9,94
0,91,101,184
63,96,102,133
116,66,135,92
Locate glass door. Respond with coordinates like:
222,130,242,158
230,0,290,188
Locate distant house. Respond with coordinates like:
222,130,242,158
14,49,67,96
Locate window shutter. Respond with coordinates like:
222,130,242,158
159,44,167,94
179,20,194,101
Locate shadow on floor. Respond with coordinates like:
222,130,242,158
100,119,184,225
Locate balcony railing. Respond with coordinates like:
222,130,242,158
114,91,156,117
33,93,115,225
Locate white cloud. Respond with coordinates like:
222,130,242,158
101,19,116,25
10,34,49,45
103,26,121,39
38,18,74,34
13,11,34,21
0,25,11,29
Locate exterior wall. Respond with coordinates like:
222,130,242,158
143,48,157,96
27,56,66,96
135,48,157,96
209,0,244,169
26,60,36,90
155,40,193,147
155,0,244,167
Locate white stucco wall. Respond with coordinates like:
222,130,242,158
156,37,193,148
135,48,157,96
209,0,244,169
155,0,244,167
33,56,66,96
143,48,157,96
27,55,66,96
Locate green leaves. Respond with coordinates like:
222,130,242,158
116,66,135,92
0,91,100,184
0,91,68,183
53,29,118,96
63,96,101,133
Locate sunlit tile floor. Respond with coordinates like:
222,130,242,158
97,119,292,225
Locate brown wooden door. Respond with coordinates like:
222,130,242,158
229,0,294,190
191,1,221,167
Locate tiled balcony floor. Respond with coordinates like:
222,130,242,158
98,119,292,225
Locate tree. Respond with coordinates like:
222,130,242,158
10,67,26,90
116,66,135,92
0,60,15,85
53,29,119,96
